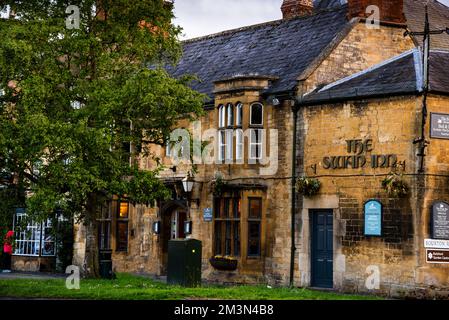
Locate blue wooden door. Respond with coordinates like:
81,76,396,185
311,210,333,288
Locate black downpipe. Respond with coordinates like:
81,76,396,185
289,102,299,287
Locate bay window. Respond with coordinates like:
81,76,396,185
216,101,265,163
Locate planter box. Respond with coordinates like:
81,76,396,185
209,257,238,271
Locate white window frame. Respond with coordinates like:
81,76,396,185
250,102,264,126
249,129,263,160
227,103,234,127
218,105,225,128
236,129,243,161
236,103,243,127
41,219,55,256
225,129,233,161
13,211,55,257
218,130,226,161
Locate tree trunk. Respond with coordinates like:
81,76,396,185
84,195,100,278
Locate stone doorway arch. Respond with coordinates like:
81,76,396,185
159,200,188,275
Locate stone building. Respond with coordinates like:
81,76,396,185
297,49,449,297
67,0,449,297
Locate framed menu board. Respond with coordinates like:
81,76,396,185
364,200,382,236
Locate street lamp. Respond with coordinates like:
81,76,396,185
182,174,196,236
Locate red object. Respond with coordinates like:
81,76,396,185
3,231,14,255
3,243,12,255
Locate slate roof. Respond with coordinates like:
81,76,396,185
299,49,449,105
429,50,449,93
405,0,449,50
167,5,351,101
167,0,449,102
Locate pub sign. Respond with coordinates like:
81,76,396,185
430,113,449,139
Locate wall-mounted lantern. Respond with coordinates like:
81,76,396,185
182,175,194,193
184,221,192,235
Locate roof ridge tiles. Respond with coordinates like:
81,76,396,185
181,5,348,44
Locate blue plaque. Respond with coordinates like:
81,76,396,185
364,200,382,236
203,208,213,222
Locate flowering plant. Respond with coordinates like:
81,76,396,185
209,255,238,270
382,173,409,198
213,255,237,261
296,176,321,197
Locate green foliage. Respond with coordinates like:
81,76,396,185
0,273,381,300
213,176,225,196
0,1,205,227
295,176,321,197
381,173,409,198
55,217,74,273
0,186,22,247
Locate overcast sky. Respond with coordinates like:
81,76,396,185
174,0,449,40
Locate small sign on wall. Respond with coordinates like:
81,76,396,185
430,113,449,139
426,249,449,263
364,200,382,236
432,201,449,240
424,239,449,249
203,208,213,222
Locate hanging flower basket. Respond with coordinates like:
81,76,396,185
209,256,238,271
382,173,409,198
296,176,321,197
213,176,225,196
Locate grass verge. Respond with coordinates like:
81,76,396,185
0,273,381,300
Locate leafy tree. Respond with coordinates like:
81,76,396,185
0,0,204,277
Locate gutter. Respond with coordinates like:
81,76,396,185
297,90,421,107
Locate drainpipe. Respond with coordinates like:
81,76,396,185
289,100,299,287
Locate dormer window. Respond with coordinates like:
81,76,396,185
250,103,263,126
227,103,234,127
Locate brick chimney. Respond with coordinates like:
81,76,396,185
347,0,406,24
281,0,314,19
